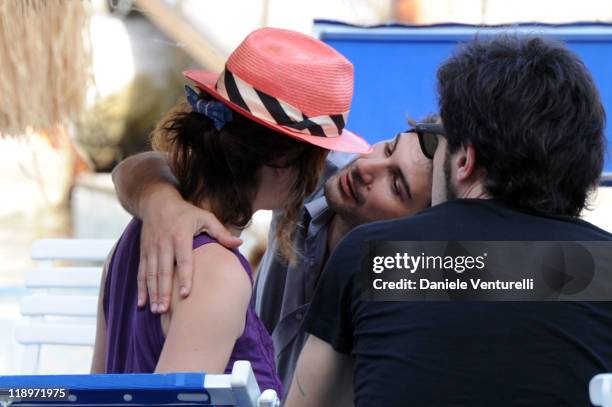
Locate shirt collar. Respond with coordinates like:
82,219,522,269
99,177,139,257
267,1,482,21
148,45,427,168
304,192,332,226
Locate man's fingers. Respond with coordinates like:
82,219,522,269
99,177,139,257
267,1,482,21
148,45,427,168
146,253,159,313
156,244,174,313
174,236,194,298
200,213,242,248
137,255,148,308
136,204,240,314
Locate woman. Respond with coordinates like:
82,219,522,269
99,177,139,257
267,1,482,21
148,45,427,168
91,27,370,398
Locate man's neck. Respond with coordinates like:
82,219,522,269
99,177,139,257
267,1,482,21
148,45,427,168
458,175,491,200
327,214,354,253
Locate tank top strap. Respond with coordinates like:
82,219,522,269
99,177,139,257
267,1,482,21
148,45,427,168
192,233,253,284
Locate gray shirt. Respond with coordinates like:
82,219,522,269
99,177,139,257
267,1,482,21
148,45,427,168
254,151,354,389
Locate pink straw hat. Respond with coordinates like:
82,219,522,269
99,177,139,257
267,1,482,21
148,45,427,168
184,27,372,154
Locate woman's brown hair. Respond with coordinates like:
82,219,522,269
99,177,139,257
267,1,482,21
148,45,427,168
152,95,328,262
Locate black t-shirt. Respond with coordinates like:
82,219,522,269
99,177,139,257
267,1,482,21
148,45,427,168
305,199,612,406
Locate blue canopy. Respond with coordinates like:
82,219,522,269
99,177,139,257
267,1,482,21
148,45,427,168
315,21,612,181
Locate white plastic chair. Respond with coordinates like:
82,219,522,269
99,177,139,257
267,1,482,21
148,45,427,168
12,239,280,406
15,239,116,374
591,374,612,406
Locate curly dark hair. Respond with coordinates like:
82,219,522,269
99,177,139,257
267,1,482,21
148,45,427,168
437,35,606,216
152,96,328,262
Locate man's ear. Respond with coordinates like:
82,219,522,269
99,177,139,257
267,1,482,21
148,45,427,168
455,144,477,182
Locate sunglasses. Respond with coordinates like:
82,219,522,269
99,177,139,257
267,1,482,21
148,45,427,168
407,122,447,160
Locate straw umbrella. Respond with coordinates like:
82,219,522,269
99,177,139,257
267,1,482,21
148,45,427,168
0,0,91,137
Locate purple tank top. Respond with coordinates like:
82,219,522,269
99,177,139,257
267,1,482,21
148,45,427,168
103,218,283,398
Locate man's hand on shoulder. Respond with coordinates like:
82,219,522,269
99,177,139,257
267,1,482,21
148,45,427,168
111,152,242,313
137,185,243,313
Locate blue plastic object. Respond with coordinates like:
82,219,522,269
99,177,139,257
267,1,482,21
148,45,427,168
315,21,612,179
0,372,210,405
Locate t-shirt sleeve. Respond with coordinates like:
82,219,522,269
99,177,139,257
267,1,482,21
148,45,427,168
303,227,365,354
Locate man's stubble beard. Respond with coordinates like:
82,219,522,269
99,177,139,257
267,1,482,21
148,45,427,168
323,175,367,229
444,147,458,201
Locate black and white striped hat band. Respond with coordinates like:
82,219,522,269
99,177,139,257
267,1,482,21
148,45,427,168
216,69,349,138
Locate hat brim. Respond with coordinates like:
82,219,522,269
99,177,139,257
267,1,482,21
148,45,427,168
183,70,373,154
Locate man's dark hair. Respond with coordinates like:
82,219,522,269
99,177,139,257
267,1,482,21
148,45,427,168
437,35,606,216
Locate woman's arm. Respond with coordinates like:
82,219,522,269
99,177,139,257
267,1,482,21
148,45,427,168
112,152,241,313
155,243,252,373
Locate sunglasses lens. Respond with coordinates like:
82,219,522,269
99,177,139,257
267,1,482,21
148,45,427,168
420,132,439,159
